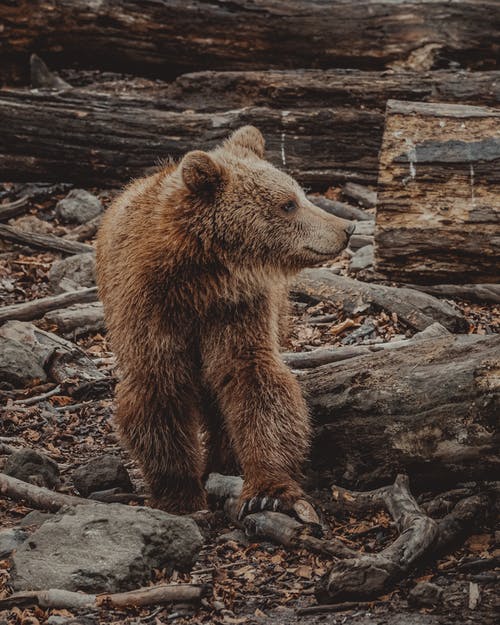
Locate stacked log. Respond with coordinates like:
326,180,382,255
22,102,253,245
1,70,500,186
375,100,500,284
1,1,499,83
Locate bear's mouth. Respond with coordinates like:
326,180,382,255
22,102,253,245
304,246,334,257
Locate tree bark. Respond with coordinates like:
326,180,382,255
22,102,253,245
300,333,499,489
1,1,499,82
1,68,500,186
375,100,500,284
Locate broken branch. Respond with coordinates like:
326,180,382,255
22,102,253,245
0,583,207,610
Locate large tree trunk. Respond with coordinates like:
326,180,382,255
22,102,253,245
1,1,499,83
300,333,499,490
375,100,500,284
1,69,500,186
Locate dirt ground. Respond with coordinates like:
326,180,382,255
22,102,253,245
0,183,498,625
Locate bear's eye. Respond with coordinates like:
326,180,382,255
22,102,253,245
282,200,297,214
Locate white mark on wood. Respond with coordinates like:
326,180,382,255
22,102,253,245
402,139,417,185
280,132,287,167
280,111,290,168
469,582,480,610
469,163,476,208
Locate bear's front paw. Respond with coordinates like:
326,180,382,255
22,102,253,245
238,479,318,523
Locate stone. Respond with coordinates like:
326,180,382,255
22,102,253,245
11,214,55,234
349,244,374,273
0,528,28,558
216,529,250,546
48,252,96,293
408,581,444,607
354,221,375,236
0,334,47,387
20,510,55,528
12,502,203,592
349,234,373,251
56,189,103,224
4,449,59,488
72,454,133,497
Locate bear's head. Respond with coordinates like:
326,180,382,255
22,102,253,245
174,126,354,272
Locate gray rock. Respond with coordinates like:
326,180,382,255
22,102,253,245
12,502,203,592
11,214,55,234
0,528,28,558
49,253,96,293
349,244,374,273
56,189,103,224
0,334,47,387
20,510,55,528
216,529,250,546
354,221,375,236
4,449,60,489
408,581,444,607
73,454,133,497
349,234,373,251
341,319,377,345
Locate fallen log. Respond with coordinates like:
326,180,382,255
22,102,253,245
43,301,105,337
0,472,86,512
2,68,500,186
375,100,500,284
292,268,468,332
0,288,98,324
301,333,499,488
207,473,496,604
0,89,381,186
66,68,500,112
0,196,29,221
1,1,499,81
0,320,108,394
0,224,94,255
0,583,207,610
282,322,450,369
407,283,500,305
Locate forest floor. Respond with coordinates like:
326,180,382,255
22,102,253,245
0,183,498,625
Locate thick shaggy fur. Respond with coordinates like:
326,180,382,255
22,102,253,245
96,127,352,514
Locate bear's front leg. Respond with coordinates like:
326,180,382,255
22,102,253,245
202,337,311,518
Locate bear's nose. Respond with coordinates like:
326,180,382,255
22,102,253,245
346,222,356,236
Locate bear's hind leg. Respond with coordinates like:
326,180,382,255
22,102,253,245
203,392,240,479
115,380,206,514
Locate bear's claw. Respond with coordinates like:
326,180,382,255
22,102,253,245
238,496,281,520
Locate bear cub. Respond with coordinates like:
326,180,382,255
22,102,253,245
96,126,353,517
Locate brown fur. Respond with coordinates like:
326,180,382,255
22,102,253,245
96,126,352,514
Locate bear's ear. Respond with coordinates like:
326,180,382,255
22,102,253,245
225,125,265,158
180,150,223,195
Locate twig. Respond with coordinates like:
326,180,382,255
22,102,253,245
0,223,93,255
12,385,61,406
0,472,88,512
0,583,208,610
0,287,98,323
0,195,29,221
297,600,386,615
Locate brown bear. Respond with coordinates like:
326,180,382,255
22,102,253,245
96,126,353,516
